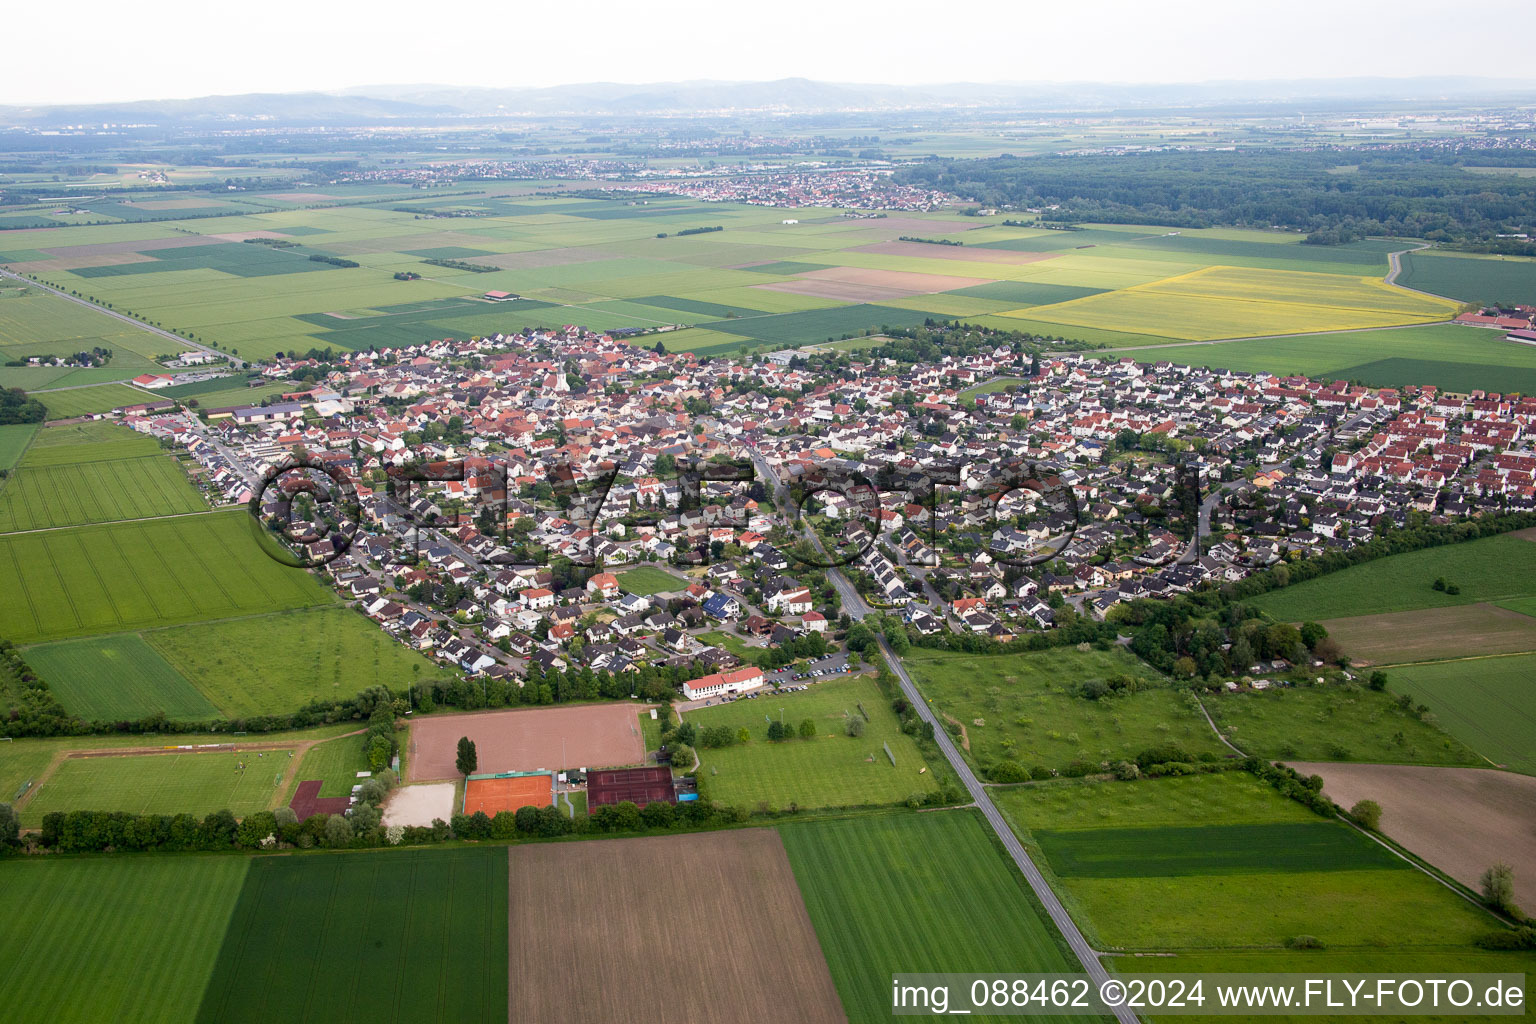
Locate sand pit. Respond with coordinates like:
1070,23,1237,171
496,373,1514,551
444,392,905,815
851,240,1062,265
1288,762,1536,910
407,704,646,782
381,782,456,828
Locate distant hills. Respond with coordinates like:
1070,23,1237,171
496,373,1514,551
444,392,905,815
4,77,1536,126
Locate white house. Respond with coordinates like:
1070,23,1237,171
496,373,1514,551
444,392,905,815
682,666,766,701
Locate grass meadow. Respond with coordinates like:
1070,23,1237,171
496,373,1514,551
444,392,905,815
197,846,508,1024
25,633,218,721
0,509,335,644
19,419,160,465
1204,684,1482,765
1250,534,1536,620
779,810,1077,1024
689,676,938,810
0,856,249,1024
1388,655,1536,774
614,565,683,595
144,605,451,718
18,749,293,826
0,422,38,469
902,646,1228,776
33,383,150,418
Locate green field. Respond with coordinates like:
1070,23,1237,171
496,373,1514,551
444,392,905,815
1113,323,1536,395
145,605,451,718
1398,249,1536,304
197,846,508,1024
690,676,938,809
1250,534,1536,620
33,383,149,418
0,509,335,644
0,421,37,469
1034,821,1405,877
285,732,372,800
18,419,160,466
0,856,249,1024
994,773,1495,953
25,633,218,721
0,286,163,373
18,749,291,826
0,454,206,532
615,566,682,595
779,811,1079,1024
994,771,1316,831
1388,655,1536,773
1204,684,1481,765
903,646,1228,776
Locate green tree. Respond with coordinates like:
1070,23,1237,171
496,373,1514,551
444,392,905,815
1350,799,1382,831
798,718,817,739
0,802,18,847
1481,863,1521,917
456,736,478,777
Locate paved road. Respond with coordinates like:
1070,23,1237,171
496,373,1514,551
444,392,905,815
0,266,243,369
746,442,1138,1023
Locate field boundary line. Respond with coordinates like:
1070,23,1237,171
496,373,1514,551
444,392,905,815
1370,649,1536,669
0,506,218,536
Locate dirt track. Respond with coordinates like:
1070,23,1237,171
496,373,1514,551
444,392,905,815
507,830,844,1024
1289,762,1536,911
407,704,646,782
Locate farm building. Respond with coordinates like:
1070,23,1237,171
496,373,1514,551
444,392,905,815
586,766,677,809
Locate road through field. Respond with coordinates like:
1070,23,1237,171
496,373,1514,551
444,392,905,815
0,266,242,369
746,443,1140,1024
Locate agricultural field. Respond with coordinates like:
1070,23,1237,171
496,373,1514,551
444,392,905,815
1397,249,1536,304
24,633,218,721
18,419,161,465
33,382,149,418
144,605,451,718
1289,762,1536,912
0,198,1462,362
0,453,206,532
16,748,293,826
0,856,249,1024
510,831,843,1024
0,285,163,376
615,565,683,595
0,421,37,469
779,810,1077,1024
0,509,335,644
198,846,508,1024
1202,683,1482,766
1014,265,1456,342
1111,322,1536,395
995,772,1495,953
688,675,938,810
1250,533,1536,621
903,646,1228,776
1386,656,1536,774
1319,603,1536,664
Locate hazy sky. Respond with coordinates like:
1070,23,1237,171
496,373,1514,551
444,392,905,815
5,0,1534,106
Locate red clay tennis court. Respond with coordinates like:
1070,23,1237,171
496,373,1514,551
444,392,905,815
463,772,554,815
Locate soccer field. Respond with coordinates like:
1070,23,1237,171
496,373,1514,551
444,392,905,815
18,749,292,826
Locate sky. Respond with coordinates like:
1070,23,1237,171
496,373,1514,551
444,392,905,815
5,0,1535,106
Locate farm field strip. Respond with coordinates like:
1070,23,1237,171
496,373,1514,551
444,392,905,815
1033,821,1407,877
1318,603,1536,665
24,633,218,721
509,831,843,1024
1386,655,1536,774
0,454,206,532
0,857,249,1024
197,847,508,1024
780,811,1077,1024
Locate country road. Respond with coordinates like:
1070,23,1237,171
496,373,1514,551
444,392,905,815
746,442,1139,1024
0,265,243,369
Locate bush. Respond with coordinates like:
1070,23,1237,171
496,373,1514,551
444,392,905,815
989,760,1031,783
845,717,865,738
1475,926,1536,950
1481,863,1522,917
1349,799,1382,831
1284,934,1326,949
